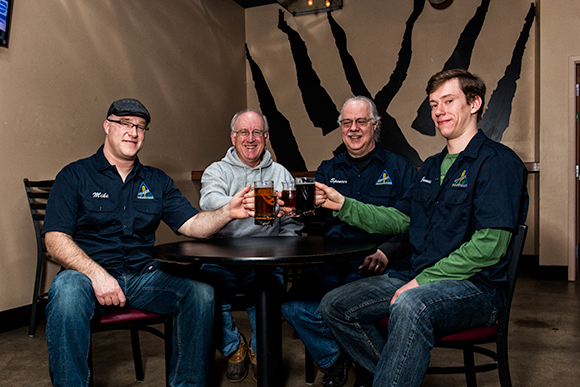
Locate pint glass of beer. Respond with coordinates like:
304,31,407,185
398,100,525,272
295,177,316,216
254,180,275,226
281,181,296,217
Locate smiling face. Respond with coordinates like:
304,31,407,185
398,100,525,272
103,115,146,164
231,111,268,168
340,100,377,158
429,78,481,142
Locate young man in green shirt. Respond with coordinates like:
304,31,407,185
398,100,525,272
316,69,528,387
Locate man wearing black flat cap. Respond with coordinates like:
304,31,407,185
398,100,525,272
43,98,253,386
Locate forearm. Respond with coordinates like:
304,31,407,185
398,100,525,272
416,228,513,285
45,231,108,281
179,204,234,239
335,197,410,235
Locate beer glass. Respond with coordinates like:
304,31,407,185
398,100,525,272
295,177,316,216
281,181,296,217
254,180,275,226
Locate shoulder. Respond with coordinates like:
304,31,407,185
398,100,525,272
377,148,416,170
478,138,525,172
55,153,97,181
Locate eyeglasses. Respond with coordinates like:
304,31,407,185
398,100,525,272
108,119,148,133
339,117,372,129
234,129,266,138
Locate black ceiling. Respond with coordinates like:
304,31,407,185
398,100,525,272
232,0,277,8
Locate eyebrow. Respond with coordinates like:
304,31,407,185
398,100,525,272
429,93,457,103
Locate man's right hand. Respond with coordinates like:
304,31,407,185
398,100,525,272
315,182,345,211
91,270,126,307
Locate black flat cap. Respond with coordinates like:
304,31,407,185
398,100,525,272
107,98,151,124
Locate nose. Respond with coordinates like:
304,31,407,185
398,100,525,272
433,104,444,116
127,125,139,137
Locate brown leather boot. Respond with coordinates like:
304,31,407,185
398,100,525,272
226,334,250,383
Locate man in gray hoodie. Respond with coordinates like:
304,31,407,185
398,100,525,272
199,109,302,382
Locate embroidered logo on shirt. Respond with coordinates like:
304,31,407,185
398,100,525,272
330,178,348,184
452,167,469,188
137,182,155,199
420,176,432,184
375,170,393,185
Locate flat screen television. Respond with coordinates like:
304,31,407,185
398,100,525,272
0,0,13,48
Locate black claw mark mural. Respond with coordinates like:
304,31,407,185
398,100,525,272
480,3,536,141
412,0,492,136
247,1,535,170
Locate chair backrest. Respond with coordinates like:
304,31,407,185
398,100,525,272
24,178,55,336
24,178,54,248
497,224,528,332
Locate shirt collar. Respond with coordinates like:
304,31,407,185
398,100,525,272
95,145,143,178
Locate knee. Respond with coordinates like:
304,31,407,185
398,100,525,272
184,280,215,311
47,270,95,321
281,300,298,323
320,288,340,321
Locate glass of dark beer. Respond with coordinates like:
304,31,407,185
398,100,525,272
295,177,315,216
254,180,275,226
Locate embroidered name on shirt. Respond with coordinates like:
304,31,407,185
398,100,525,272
452,167,469,188
330,178,348,184
375,170,393,185
420,177,432,184
92,192,109,199
137,182,155,199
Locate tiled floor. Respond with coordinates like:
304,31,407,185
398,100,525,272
2,261,579,386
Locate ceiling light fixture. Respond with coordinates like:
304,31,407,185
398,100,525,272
277,0,342,16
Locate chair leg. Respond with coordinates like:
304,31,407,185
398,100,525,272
305,348,315,385
29,254,44,337
497,335,512,387
130,328,145,381
28,296,39,337
463,346,477,387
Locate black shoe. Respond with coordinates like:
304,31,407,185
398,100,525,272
353,367,373,387
322,353,350,387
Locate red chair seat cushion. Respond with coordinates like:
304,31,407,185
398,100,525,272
95,308,162,325
378,317,498,342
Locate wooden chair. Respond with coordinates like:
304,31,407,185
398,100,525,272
24,178,172,386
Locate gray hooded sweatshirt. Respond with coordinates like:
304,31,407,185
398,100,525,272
200,146,302,238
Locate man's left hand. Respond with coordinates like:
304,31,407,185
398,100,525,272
359,250,389,275
391,278,419,305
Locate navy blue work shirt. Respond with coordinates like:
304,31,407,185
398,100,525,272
43,146,199,277
316,146,417,271
394,130,529,308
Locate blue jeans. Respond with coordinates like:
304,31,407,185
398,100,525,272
199,264,284,357
46,266,214,387
320,274,498,387
281,264,362,368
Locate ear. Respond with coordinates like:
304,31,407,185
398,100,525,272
470,96,483,115
230,131,236,146
264,131,269,145
103,120,110,135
